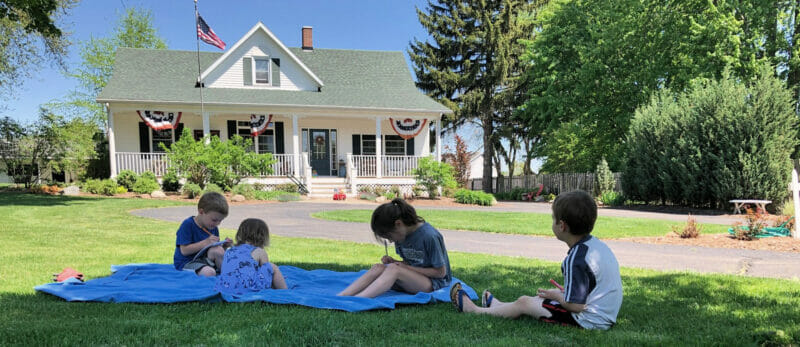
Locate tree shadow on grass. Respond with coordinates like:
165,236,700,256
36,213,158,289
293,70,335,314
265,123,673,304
0,191,105,207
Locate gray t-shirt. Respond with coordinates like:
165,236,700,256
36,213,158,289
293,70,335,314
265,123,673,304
562,235,623,330
395,222,452,290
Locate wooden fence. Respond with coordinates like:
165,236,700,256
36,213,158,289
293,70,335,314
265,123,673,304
468,172,623,195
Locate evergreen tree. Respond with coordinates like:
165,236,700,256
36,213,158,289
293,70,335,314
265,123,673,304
409,0,544,192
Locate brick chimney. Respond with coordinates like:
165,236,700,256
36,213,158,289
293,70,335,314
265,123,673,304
302,26,313,51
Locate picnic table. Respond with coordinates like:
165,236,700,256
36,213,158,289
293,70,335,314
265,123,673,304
729,199,771,214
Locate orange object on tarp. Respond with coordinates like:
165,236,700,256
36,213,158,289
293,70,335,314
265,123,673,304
333,188,346,201
53,268,84,282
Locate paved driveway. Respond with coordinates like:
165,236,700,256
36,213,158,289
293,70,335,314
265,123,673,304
132,201,800,280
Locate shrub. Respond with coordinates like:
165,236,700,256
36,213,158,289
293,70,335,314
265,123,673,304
164,129,276,188
277,193,301,202
232,183,256,199
373,186,386,196
600,191,625,206
411,156,457,198
411,184,425,197
183,183,202,199
359,192,378,201
140,171,157,183
161,170,182,192
383,192,397,200
81,179,118,195
132,176,160,194
358,185,372,194
454,189,496,206
389,185,401,197
731,208,767,240
202,183,224,195
672,214,702,238
115,170,138,190
115,186,128,194
595,158,614,196
274,183,299,193
624,67,798,208
544,193,556,202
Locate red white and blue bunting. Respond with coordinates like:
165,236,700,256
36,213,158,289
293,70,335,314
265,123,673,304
137,111,182,130
389,118,427,139
250,114,272,136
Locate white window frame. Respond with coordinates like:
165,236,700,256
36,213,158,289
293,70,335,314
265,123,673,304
150,129,174,153
359,134,407,155
252,56,271,85
236,121,275,154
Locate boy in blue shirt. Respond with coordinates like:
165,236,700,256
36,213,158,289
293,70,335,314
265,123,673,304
451,190,623,330
173,192,231,277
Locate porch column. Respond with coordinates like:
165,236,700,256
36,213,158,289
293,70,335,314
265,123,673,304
375,116,382,178
292,115,300,176
435,115,442,162
106,104,117,178
202,112,211,144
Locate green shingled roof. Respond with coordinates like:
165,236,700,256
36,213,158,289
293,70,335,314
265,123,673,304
97,47,451,114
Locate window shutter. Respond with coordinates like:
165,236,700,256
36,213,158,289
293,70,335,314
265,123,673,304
352,134,361,155
175,123,184,142
274,121,284,154
139,122,150,152
243,57,252,85
271,58,280,87
227,120,237,140
406,137,414,155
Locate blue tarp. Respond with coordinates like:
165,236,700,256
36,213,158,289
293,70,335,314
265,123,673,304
35,264,478,312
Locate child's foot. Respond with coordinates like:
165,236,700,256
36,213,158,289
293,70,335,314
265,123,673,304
482,290,494,308
450,283,478,313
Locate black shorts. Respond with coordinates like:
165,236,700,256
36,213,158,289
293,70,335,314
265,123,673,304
539,300,581,328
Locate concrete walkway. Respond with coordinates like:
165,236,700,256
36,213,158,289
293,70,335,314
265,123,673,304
132,201,800,280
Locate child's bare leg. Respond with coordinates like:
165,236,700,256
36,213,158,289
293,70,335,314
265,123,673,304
459,292,551,319
271,263,287,289
207,245,225,272
197,265,216,277
337,263,386,296
354,263,433,298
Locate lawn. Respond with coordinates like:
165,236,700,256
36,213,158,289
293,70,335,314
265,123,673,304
1,192,798,345
312,209,731,239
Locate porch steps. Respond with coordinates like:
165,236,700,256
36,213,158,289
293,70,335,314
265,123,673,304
307,177,349,199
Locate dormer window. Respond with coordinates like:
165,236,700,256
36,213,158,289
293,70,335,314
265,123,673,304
254,57,270,84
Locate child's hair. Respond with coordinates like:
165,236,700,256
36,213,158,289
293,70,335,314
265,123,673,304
370,198,424,240
198,191,229,216
552,190,597,235
235,218,269,247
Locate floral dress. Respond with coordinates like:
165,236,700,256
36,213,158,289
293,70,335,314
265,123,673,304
214,244,274,294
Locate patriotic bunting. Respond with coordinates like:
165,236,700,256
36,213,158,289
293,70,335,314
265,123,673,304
389,118,428,139
250,114,273,136
137,111,182,130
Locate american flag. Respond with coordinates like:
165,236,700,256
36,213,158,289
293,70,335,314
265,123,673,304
196,15,225,50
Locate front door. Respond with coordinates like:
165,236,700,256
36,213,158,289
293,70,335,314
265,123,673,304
309,129,330,176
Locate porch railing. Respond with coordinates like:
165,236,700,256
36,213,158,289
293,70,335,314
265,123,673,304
351,155,421,177
116,152,297,177
115,152,169,176
381,155,423,177
268,154,295,176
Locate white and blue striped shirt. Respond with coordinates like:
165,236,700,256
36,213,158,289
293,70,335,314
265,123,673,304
561,235,623,330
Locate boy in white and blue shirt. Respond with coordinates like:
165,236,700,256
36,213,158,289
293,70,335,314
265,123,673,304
451,190,622,330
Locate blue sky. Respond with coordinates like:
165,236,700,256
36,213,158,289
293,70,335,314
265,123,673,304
4,0,432,123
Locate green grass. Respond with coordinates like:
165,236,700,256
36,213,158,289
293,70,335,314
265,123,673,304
1,192,799,345
312,209,731,239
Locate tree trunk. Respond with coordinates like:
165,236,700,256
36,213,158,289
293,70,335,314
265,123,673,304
482,118,494,193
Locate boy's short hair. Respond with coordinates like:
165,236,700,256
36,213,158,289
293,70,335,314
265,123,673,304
552,190,597,235
198,192,229,216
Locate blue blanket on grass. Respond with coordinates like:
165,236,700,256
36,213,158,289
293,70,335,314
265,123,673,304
35,264,478,312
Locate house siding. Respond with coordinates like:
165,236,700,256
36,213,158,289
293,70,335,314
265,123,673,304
205,34,317,91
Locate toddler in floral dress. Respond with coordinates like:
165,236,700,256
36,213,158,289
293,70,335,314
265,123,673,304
215,218,287,294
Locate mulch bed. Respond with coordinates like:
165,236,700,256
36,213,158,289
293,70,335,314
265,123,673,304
620,232,800,253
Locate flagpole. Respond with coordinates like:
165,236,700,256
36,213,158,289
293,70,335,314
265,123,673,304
194,0,205,142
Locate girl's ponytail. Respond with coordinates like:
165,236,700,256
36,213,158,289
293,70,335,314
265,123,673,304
370,198,424,239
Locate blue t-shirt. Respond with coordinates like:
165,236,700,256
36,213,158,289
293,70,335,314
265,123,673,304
561,235,623,330
173,216,219,270
394,222,452,290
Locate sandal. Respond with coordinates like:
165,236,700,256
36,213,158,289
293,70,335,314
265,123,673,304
481,290,493,308
449,282,465,313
